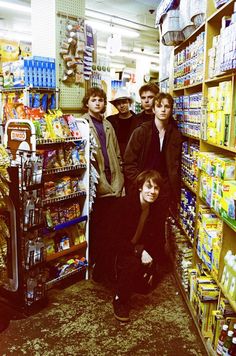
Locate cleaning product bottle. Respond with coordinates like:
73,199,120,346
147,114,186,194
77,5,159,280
223,255,235,290
221,250,233,286
222,330,233,355
225,256,236,291
228,263,236,297
229,337,236,355
217,324,229,355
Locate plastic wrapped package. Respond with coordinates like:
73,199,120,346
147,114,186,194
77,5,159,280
179,0,196,39
161,10,184,46
190,0,207,27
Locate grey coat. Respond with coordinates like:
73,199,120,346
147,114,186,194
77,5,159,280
82,113,124,198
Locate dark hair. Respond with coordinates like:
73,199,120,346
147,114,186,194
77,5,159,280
139,83,159,97
135,170,163,191
152,92,174,110
81,87,107,113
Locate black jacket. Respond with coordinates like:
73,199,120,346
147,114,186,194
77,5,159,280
123,119,183,203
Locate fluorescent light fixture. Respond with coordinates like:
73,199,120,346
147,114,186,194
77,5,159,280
97,46,159,63
0,0,31,13
0,29,32,42
86,20,139,38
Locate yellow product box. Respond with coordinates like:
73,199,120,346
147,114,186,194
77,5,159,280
201,213,219,230
221,181,236,228
216,111,225,146
212,192,221,214
188,268,197,302
197,296,218,338
198,204,211,220
207,86,218,112
218,81,232,114
208,112,217,128
216,157,235,181
207,127,217,144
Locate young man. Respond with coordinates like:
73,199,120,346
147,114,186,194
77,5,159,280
93,170,163,322
136,83,159,125
107,88,137,158
81,87,124,270
123,93,183,262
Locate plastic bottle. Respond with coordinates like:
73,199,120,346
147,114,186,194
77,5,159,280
26,237,36,268
228,263,236,297
221,250,233,285
222,330,234,355
26,275,37,306
217,324,229,355
223,255,235,290
229,337,236,355
225,256,236,291
35,236,45,263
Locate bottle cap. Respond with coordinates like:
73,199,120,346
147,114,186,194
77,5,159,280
228,330,234,337
233,337,236,344
223,324,229,331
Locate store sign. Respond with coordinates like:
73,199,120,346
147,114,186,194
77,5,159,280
11,130,27,141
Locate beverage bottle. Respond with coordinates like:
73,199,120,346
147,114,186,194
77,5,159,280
221,250,233,285
26,274,37,306
25,237,36,268
35,274,45,301
35,236,45,263
217,324,229,355
229,337,236,355
222,330,234,355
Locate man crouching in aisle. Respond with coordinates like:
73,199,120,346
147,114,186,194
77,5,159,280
93,170,163,322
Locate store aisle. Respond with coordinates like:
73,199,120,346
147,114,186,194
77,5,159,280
0,271,207,356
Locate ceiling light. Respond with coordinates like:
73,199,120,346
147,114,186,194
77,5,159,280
86,20,139,38
0,29,32,42
0,1,31,13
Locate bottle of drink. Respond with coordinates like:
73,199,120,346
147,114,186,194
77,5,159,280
222,330,234,355
217,324,229,355
26,274,37,306
228,263,236,297
229,337,236,355
25,237,36,268
35,236,45,263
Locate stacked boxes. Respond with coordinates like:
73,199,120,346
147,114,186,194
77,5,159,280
207,81,232,147
2,56,56,88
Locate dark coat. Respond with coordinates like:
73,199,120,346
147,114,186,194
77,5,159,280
123,119,183,204
104,192,160,261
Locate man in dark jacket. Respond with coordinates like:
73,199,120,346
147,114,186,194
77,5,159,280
135,83,159,125
93,170,163,322
124,92,183,261
107,88,137,159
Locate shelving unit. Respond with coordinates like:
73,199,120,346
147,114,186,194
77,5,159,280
0,117,90,310
169,0,236,351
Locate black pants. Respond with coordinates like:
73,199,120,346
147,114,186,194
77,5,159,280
115,251,157,303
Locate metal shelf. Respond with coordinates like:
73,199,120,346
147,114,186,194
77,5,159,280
43,191,86,206
46,241,87,262
44,215,87,232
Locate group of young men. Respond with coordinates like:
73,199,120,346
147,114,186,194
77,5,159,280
81,83,183,322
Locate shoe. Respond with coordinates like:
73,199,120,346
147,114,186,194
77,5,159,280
113,297,130,322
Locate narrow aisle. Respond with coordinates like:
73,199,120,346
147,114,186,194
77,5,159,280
0,271,207,355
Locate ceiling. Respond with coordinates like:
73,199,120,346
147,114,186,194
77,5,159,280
0,0,161,72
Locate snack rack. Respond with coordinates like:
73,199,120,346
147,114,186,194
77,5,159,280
1,117,90,311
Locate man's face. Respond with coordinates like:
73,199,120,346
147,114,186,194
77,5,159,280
140,90,155,113
115,99,130,115
87,95,105,116
140,179,160,204
153,98,172,122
